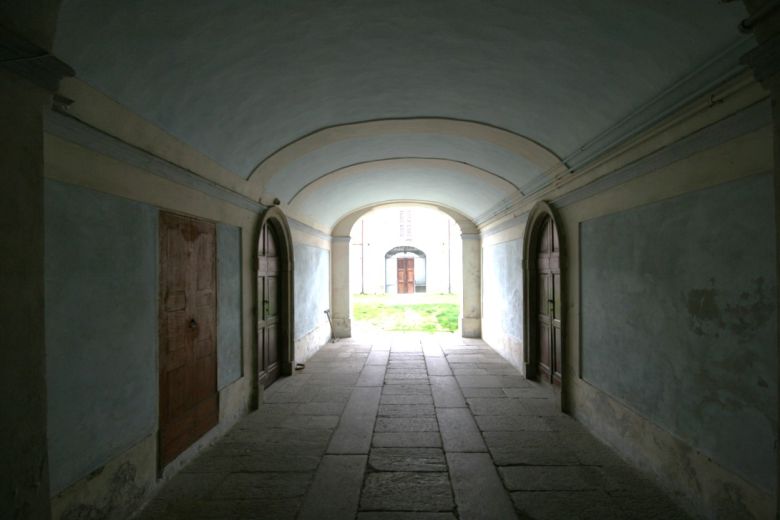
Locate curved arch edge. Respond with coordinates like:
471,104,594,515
246,117,563,193
332,201,479,236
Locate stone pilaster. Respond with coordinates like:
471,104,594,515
461,233,482,338
331,236,352,337
0,18,72,520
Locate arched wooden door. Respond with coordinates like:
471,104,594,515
535,216,562,385
257,221,281,388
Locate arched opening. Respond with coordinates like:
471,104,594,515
523,201,564,386
345,205,466,335
384,246,427,294
331,202,480,338
255,207,294,406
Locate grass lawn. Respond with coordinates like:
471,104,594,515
352,293,460,333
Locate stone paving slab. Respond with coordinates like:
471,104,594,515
369,448,447,472
357,364,387,386
448,452,517,519
177,497,302,519
367,350,390,365
135,333,692,520
430,376,466,408
181,448,323,473
437,408,486,452
380,394,434,405
360,472,454,512
372,432,443,448
425,357,452,376
279,414,340,429
357,513,457,520
382,384,431,395
209,471,312,499
301,384,355,403
511,490,625,520
466,397,525,415
460,387,505,398
298,455,366,520
378,404,436,417
474,414,552,432
499,465,603,491
328,386,382,454
375,417,439,432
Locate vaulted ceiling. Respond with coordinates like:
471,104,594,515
53,0,751,229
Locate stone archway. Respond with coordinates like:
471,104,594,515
254,206,294,407
331,202,481,338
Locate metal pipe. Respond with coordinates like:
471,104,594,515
739,0,780,33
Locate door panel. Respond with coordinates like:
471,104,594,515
159,212,218,467
405,259,414,293
536,216,561,385
552,270,562,383
258,222,281,388
396,258,415,293
397,258,406,293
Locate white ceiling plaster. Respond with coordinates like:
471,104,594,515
287,159,516,228
266,133,543,203
54,0,749,229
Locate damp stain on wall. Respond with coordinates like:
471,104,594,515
686,277,773,343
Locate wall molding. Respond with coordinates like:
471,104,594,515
45,110,266,215
480,97,771,240
0,26,73,92
553,99,771,209
561,37,755,173
477,37,757,227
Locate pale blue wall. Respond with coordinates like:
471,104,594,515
581,173,777,490
294,243,330,337
44,180,158,493
217,223,242,389
482,238,524,341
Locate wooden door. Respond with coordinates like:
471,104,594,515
159,212,218,467
536,217,562,385
258,222,281,388
397,258,414,293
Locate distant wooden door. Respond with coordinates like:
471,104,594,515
397,258,414,293
258,222,281,388
536,217,562,385
159,212,218,467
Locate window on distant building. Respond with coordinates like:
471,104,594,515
400,209,412,242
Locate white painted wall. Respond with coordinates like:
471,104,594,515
349,207,462,295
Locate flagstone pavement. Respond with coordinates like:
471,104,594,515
136,333,691,520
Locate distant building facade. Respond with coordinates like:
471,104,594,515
350,207,462,294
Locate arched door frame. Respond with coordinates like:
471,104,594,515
522,200,565,382
255,206,295,407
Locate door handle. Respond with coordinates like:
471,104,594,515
263,300,270,315
189,318,198,329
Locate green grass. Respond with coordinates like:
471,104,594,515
352,293,460,333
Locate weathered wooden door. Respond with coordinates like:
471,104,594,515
536,217,562,385
159,212,218,467
397,258,414,293
258,222,281,388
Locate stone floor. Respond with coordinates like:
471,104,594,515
137,333,691,519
